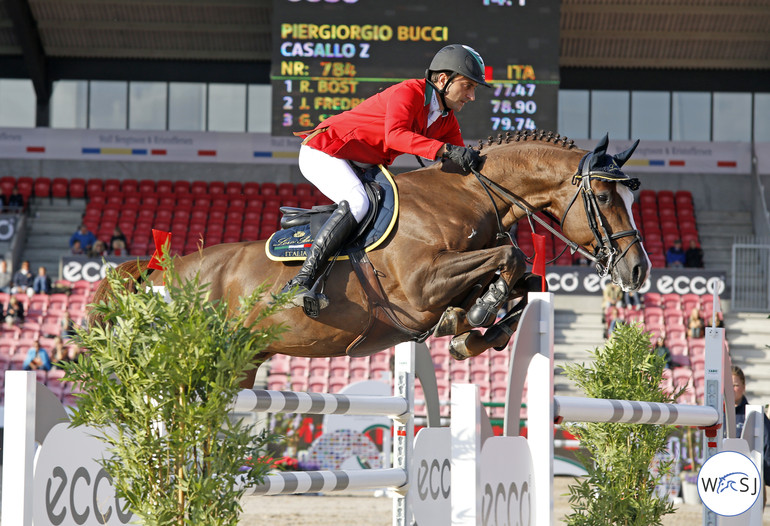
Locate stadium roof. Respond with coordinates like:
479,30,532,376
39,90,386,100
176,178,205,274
0,0,768,96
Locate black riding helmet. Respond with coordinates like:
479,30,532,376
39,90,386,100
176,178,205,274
425,44,491,109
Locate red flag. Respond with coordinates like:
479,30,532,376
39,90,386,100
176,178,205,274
531,232,547,292
148,229,172,271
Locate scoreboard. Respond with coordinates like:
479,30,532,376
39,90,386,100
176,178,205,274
271,0,560,143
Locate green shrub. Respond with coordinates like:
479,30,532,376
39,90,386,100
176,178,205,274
563,322,682,526
63,260,289,526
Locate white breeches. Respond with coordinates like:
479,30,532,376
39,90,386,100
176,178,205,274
298,144,370,223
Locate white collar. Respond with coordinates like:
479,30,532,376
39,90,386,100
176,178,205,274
427,90,444,127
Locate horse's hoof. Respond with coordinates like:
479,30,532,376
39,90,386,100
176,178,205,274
449,333,471,360
434,307,462,337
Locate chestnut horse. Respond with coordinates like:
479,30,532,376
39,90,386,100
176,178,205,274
91,131,649,384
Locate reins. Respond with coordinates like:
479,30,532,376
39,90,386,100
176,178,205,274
469,158,642,277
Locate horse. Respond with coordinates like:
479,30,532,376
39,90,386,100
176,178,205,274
91,130,649,387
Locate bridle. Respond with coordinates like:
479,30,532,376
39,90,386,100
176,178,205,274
469,151,642,278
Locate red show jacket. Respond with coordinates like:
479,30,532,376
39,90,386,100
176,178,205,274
303,78,465,166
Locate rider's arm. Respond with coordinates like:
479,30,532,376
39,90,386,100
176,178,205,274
383,81,458,161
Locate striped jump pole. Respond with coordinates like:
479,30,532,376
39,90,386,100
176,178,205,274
233,342,417,526
553,396,719,427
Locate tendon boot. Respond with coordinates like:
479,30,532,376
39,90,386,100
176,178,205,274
280,200,357,317
466,277,509,328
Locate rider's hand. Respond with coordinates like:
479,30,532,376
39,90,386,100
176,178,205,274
442,144,482,172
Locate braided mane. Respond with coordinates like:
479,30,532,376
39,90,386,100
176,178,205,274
475,129,577,151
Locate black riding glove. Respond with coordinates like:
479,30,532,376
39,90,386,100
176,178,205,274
442,144,482,172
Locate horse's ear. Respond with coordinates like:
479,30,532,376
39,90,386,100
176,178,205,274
593,133,609,156
614,139,640,167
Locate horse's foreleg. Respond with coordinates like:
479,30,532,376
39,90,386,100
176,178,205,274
449,273,544,360
241,351,275,389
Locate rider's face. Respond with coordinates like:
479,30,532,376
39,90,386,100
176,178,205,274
437,74,477,112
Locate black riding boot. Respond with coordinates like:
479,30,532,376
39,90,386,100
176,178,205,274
467,277,509,328
280,201,357,317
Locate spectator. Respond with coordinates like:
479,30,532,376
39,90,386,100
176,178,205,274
110,226,129,255
4,295,24,327
732,366,770,494
623,290,640,310
71,239,85,255
70,224,97,253
687,307,704,339
6,186,24,212
605,305,624,338
33,266,52,294
50,336,69,368
684,239,704,268
11,260,34,295
61,311,78,341
0,259,10,293
602,281,623,311
23,339,51,371
652,336,673,369
89,239,109,258
665,239,686,268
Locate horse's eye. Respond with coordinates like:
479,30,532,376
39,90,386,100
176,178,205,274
597,193,610,204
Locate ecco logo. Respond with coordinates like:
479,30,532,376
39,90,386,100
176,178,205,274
416,458,450,501
698,451,760,516
481,481,531,526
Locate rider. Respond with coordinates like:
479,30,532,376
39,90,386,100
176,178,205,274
282,44,490,315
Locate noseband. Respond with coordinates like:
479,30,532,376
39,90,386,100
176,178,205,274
470,158,642,277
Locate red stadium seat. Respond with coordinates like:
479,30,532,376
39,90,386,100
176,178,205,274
225,181,243,195
121,179,139,194
173,180,191,194
34,177,51,198
261,182,277,196
243,182,260,196
103,179,121,194
156,180,173,193
191,181,208,194
138,179,155,193
50,178,68,199
208,181,225,195
69,178,86,199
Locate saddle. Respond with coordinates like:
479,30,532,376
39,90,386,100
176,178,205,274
265,166,398,261
267,167,424,356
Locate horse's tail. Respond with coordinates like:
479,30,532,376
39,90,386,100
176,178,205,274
88,259,152,327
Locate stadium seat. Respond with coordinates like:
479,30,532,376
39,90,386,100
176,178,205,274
261,182,277,196
207,181,225,195
657,190,675,207
34,177,51,198
173,180,191,194
225,181,242,195
0,176,15,195
661,293,682,311
191,181,208,194
295,183,313,197
103,179,121,193
156,180,173,193
243,182,260,196
69,178,86,199
138,179,155,193
121,179,139,194
16,177,33,199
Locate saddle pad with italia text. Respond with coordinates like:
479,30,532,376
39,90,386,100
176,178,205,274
265,166,399,261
